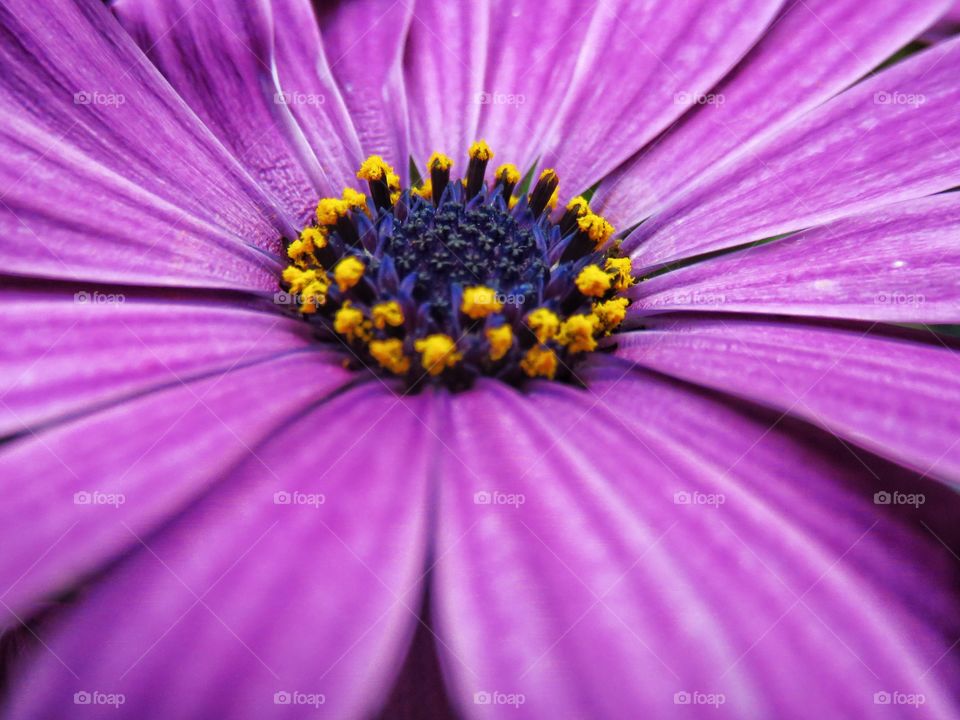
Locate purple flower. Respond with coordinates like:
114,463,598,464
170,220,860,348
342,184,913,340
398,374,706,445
2,0,960,717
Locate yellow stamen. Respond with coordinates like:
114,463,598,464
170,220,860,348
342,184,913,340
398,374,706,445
412,178,433,201
341,188,367,213
526,308,560,344
334,301,370,342
469,140,494,161
333,256,365,292
371,300,405,330
357,155,392,182
485,324,513,361
495,163,520,185
316,197,348,226
567,196,590,216
547,185,559,211
575,264,612,297
282,266,320,293
415,334,461,375
538,168,558,183
521,345,558,380
605,256,635,292
558,314,599,353
577,213,615,247
461,286,503,319
369,338,410,375
592,297,629,332
287,226,326,265
298,279,329,314
428,152,453,172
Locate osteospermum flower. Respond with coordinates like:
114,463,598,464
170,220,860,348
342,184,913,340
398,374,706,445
3,0,960,717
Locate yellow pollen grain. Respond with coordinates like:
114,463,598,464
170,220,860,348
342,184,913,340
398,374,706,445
333,256,365,292
357,155,392,182
469,140,494,161
461,286,503,319
485,324,513,361
282,266,318,293
316,197,348,226
334,301,369,342
605,256,635,292
575,265,612,297
592,297,629,332
521,345,557,380
371,300,405,330
567,195,590,216
298,278,329,314
577,213,615,247
341,188,367,212
428,152,453,171
558,313,599,353
495,163,520,185
369,338,410,375
415,334,461,376
526,308,560,344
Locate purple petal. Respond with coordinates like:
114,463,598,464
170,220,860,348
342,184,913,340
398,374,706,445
0,352,352,622
112,0,363,225
403,0,489,165
614,318,960,484
632,194,960,323
626,37,960,269
539,0,781,194
595,0,951,229
0,0,287,288
316,0,411,179
431,376,960,718
0,289,313,435
2,385,432,720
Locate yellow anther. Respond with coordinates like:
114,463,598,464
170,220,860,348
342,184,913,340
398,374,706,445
605,256,635,292
333,256,365,293
428,152,453,171
521,345,558,380
485,324,513,361
577,213,615,247
526,308,560,344
334,301,370,342
538,168,558,183
341,188,367,212
461,286,503,319
301,226,327,250
495,163,520,185
558,314,599,353
567,196,590,216
357,155,393,182
547,185,559,211
575,264,612,297
282,266,320,293
369,338,410,375
371,300,405,330
298,278,329,314
508,196,518,209
592,297,629,332
387,171,401,204
412,178,433,201
316,197,348,226
469,140,494,161
415,334,461,375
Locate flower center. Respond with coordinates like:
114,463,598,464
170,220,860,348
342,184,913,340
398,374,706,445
279,141,635,389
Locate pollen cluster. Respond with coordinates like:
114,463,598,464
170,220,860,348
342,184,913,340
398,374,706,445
279,142,635,388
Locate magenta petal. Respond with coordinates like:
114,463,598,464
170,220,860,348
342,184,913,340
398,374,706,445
0,290,314,435
632,194,960,323
430,378,960,718
615,318,960,484
540,0,781,193
595,0,950,229
2,385,433,720
627,36,960,269
0,0,286,288
317,0,411,179
0,352,352,622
